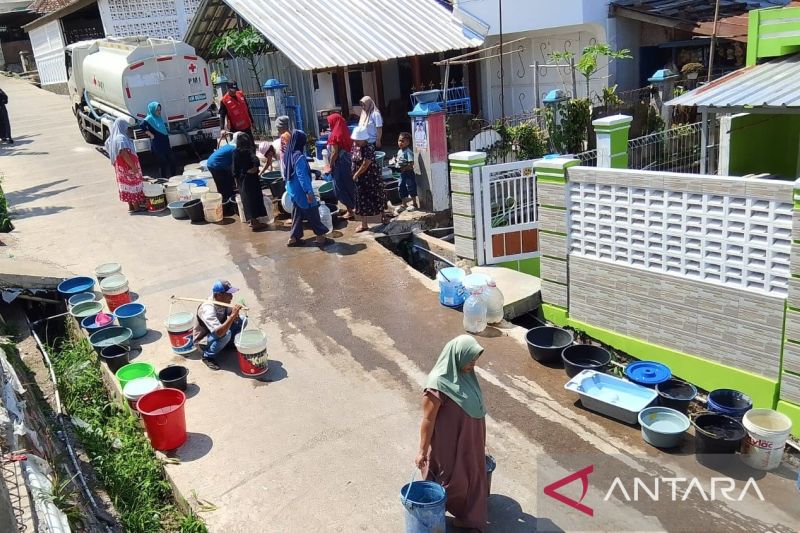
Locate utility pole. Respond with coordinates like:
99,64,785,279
707,0,721,83
498,0,505,122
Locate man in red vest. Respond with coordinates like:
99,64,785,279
219,82,254,138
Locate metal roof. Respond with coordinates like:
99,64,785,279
666,54,800,110
185,0,485,70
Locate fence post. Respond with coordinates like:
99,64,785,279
449,151,487,266
592,115,633,169
534,157,580,316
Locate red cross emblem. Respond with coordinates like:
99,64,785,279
188,63,197,73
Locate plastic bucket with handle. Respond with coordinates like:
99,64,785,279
136,388,187,451
234,328,268,377
436,267,466,308
114,302,148,339
400,480,446,533
165,311,195,354
100,274,131,312
741,409,792,471
116,362,156,390
143,183,167,212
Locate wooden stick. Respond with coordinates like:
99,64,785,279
170,295,249,311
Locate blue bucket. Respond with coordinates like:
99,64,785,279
436,267,466,308
707,389,752,420
114,303,148,339
400,481,446,533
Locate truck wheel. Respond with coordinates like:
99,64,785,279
78,117,102,145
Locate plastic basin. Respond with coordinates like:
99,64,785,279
70,301,104,320
693,412,747,455
184,199,205,223
89,326,132,354
168,201,189,220
58,276,95,296
318,182,336,203
526,326,572,363
707,389,752,420
638,406,690,448
68,292,97,308
656,379,697,414
81,313,115,333
561,344,611,378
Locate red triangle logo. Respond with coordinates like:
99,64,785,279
543,465,594,517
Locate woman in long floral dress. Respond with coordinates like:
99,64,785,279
105,118,145,212
351,126,388,232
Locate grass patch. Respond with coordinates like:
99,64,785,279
50,323,206,533
0,175,13,232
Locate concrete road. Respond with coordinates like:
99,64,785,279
0,77,798,532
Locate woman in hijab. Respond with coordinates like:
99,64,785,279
105,118,145,212
416,335,488,532
351,126,388,232
140,101,176,180
233,133,268,231
284,130,332,247
358,96,383,148
324,113,356,219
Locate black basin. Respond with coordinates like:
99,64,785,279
561,344,611,378
526,326,572,363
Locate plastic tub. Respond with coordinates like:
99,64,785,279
113,302,147,339
89,326,132,354
184,199,205,223
638,406,690,448
70,301,103,320
168,201,189,220
158,366,189,391
115,362,156,390
526,326,572,363
318,182,336,203
436,267,466,308
136,388,187,451
693,412,747,455
94,262,122,282
57,276,95,297
100,344,129,373
68,292,98,308
707,389,752,420
655,379,697,414
561,344,611,378
741,409,792,470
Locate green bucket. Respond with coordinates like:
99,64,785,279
116,362,156,390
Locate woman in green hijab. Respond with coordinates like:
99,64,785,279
416,335,487,532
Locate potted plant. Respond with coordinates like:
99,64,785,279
681,62,703,80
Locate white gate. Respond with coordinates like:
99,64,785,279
477,160,539,265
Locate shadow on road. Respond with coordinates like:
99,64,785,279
173,432,213,462
5,179,79,206
487,494,563,532
10,205,72,220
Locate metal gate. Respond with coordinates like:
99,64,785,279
477,160,539,265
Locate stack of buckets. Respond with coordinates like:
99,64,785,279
202,192,224,223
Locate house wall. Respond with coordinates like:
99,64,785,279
96,0,201,40
28,21,67,89
727,113,800,179
478,24,607,121
606,16,642,91
458,0,609,36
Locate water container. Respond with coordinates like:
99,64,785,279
322,148,330,166
261,193,275,224
236,194,248,223
177,183,193,201
463,288,487,334
318,204,333,233
436,267,466,308
484,280,505,324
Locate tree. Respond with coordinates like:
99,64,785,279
549,43,632,99
210,27,272,87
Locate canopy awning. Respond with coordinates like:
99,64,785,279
666,53,800,112
185,0,486,70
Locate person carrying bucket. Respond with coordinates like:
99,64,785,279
194,280,243,371
415,335,488,532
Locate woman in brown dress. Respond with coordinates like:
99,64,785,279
350,125,388,232
416,335,488,532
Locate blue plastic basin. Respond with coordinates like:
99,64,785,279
638,406,690,448
58,276,95,296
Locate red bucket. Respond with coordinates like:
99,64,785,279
136,388,187,451
105,291,131,312
238,348,268,376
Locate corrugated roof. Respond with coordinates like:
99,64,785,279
185,0,485,70
27,0,74,14
666,54,800,110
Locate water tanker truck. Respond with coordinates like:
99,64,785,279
67,36,219,153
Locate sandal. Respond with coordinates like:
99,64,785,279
286,239,302,247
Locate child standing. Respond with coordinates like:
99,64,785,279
393,132,418,213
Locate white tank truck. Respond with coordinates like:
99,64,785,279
66,36,219,154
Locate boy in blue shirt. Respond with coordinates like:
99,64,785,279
392,132,418,213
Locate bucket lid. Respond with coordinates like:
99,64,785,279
123,377,159,400
463,273,491,291
625,361,671,386
236,329,266,348
100,274,128,291
95,262,121,276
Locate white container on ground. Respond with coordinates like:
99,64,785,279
177,183,193,201
202,192,223,207
236,195,248,223
123,377,160,409
191,186,210,200
261,193,275,224
95,262,122,282
463,288,487,334
204,205,223,223
484,280,505,324
741,409,792,471
319,204,333,233
165,182,180,203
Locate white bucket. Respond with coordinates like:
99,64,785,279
123,377,160,409
191,186,210,200
183,169,202,178
177,183,193,201
95,262,122,282
202,192,223,208
204,205,223,223
741,409,792,471
234,329,269,376
165,311,196,354
236,195,248,223
165,183,180,204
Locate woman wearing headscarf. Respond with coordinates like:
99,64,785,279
105,118,145,212
284,130,332,247
351,126,388,232
140,102,176,180
416,335,488,532
0,88,12,144
358,96,383,148
324,113,356,219
233,133,268,231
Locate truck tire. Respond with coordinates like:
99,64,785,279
78,116,102,145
